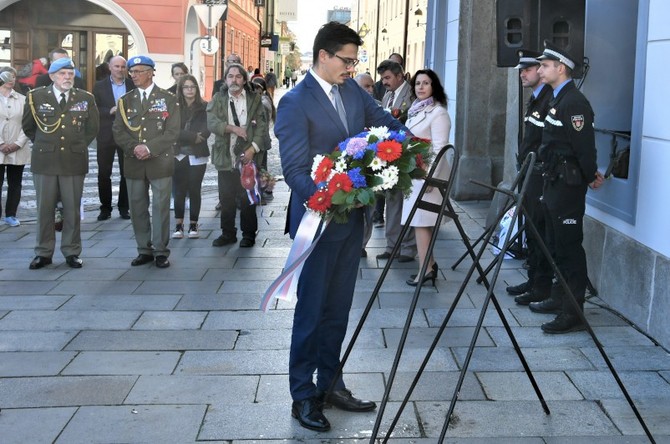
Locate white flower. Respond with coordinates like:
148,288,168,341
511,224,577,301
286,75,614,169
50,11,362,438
367,126,390,141
334,157,348,173
311,154,325,179
369,156,387,171
379,165,399,190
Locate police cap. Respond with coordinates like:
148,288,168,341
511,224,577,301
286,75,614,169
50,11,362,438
537,41,576,70
514,49,543,69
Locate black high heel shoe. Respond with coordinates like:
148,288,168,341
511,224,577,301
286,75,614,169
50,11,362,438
409,263,438,280
407,264,438,287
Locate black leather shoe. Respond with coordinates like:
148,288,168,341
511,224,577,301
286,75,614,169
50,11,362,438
397,255,415,263
65,255,83,268
212,234,237,247
514,291,549,305
239,237,255,248
506,281,530,295
29,256,52,269
541,313,586,334
376,251,393,260
360,249,367,257
155,255,170,268
529,298,562,314
131,254,154,266
291,398,330,432
119,209,131,220
320,388,376,412
97,209,111,221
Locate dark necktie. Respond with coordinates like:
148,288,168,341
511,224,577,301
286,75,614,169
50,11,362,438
388,90,396,108
141,91,148,108
59,92,66,110
331,85,348,132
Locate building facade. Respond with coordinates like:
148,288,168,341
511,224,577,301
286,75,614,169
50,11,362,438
0,0,268,99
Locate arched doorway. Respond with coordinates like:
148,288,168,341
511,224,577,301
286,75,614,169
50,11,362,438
0,0,146,89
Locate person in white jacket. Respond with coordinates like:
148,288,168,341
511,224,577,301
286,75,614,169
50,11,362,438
401,68,452,286
0,67,31,227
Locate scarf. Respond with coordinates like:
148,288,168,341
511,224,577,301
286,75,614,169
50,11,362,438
407,96,434,120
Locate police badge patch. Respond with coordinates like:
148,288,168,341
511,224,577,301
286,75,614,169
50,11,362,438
571,115,585,131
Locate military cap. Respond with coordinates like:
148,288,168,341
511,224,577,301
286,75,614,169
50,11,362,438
514,49,543,69
537,41,576,70
127,55,156,69
48,57,75,74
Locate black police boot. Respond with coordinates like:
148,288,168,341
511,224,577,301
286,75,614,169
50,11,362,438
506,280,530,296
529,297,562,314
514,289,549,305
541,312,586,334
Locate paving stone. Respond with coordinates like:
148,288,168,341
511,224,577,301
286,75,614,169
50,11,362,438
176,350,288,375
55,268,128,280
120,266,208,281
203,268,284,280
0,331,77,351
452,346,596,372
348,308,430,329
378,290,470,309
49,280,141,295
176,293,262,310
544,437,656,444
568,370,670,399
1,280,60,295
60,294,181,310
203,309,295,330
132,311,207,330
388,371,486,401
62,351,181,375
0,407,77,444
0,295,71,310
219,279,275,293
599,398,670,436
0,376,136,407
0,351,77,376
199,401,421,440
135,279,223,295
65,330,237,351
580,346,670,371
384,326,495,348
343,347,460,373
125,374,258,404
0,310,140,330
55,404,207,443
0,269,69,280
478,371,583,400
417,400,618,438
424,307,507,327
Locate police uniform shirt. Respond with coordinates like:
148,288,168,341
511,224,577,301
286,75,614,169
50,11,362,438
519,83,553,162
539,80,597,182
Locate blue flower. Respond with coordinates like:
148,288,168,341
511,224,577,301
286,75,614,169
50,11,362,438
348,167,367,188
388,130,407,143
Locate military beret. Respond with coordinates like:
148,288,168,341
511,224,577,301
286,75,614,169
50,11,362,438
128,55,156,69
48,58,75,74
537,41,577,70
514,49,543,69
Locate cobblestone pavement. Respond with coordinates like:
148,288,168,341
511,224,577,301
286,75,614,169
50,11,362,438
1,86,669,443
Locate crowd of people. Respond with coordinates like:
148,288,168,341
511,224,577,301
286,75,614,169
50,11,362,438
0,18,605,435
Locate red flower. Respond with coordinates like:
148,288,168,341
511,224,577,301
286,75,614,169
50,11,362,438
314,157,334,183
391,108,401,118
376,140,403,162
307,189,332,213
327,173,353,196
162,111,170,120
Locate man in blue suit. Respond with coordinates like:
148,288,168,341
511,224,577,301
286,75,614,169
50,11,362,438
275,22,409,432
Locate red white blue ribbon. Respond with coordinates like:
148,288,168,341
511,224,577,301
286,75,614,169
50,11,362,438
260,211,329,311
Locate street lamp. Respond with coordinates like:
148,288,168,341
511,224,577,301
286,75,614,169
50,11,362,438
190,0,228,73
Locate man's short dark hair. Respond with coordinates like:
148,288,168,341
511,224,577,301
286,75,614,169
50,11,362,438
377,60,404,76
49,48,69,62
312,21,363,66
388,52,405,68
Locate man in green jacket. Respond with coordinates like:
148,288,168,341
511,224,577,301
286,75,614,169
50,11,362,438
22,57,99,270
207,63,267,248
113,55,180,269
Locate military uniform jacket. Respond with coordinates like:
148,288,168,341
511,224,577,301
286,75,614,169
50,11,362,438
519,83,553,163
538,81,597,182
112,85,179,180
22,86,99,176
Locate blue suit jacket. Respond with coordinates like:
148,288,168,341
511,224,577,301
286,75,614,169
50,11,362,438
275,71,408,238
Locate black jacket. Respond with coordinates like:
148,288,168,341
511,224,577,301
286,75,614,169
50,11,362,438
177,102,210,158
519,83,553,163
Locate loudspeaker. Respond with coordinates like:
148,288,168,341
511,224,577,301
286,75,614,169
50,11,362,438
496,0,586,77
496,0,538,68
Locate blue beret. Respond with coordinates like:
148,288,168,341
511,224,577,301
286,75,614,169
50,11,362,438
127,56,155,69
48,58,75,74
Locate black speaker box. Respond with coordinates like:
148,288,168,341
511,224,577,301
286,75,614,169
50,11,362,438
496,0,586,77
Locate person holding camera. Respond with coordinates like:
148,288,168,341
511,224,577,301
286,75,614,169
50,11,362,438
207,63,267,248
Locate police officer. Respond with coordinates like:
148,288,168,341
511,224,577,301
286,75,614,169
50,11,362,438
506,50,555,305
113,55,180,269
22,57,99,269
531,41,604,334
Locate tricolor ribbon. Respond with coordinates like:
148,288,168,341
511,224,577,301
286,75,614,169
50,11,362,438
260,211,330,311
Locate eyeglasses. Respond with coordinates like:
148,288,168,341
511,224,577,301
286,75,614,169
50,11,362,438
129,69,152,75
328,52,359,68
182,85,197,90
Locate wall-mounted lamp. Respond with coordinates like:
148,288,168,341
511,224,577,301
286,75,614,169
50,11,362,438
415,8,423,16
381,28,388,33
